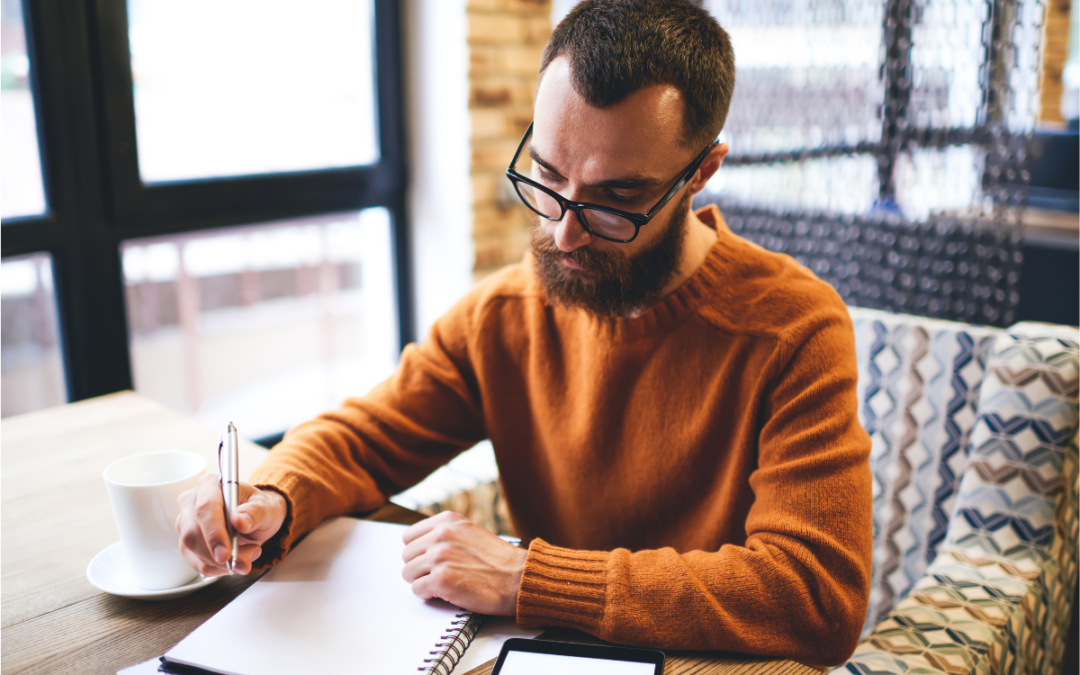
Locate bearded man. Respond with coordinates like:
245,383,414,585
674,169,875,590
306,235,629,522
176,0,873,666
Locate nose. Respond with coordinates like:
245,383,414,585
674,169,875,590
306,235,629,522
553,208,595,253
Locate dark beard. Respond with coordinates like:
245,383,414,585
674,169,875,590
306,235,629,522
531,193,689,317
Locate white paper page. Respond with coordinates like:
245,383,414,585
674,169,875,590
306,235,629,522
452,616,542,674
165,518,468,675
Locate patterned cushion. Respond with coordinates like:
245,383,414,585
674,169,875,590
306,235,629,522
849,307,1003,632
838,320,1079,674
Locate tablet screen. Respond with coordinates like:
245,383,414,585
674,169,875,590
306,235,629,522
499,650,658,675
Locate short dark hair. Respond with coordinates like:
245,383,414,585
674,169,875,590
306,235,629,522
539,0,735,149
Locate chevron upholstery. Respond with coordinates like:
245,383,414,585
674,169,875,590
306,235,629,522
397,308,1079,673
840,309,1079,675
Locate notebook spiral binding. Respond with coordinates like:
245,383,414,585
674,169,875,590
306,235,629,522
418,612,485,675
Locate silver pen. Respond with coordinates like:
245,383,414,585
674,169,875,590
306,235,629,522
219,422,240,574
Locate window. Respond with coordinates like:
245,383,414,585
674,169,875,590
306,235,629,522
1,0,47,218
0,253,66,416
127,0,380,183
0,0,409,438
122,209,398,438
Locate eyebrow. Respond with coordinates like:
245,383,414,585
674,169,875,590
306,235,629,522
527,144,664,190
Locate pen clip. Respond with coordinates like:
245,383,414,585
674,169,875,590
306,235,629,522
217,434,226,483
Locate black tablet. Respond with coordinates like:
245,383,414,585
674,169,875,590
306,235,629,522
491,638,665,675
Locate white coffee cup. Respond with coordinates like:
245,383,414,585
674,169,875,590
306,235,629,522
103,450,207,590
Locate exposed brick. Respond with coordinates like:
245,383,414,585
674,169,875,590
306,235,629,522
472,172,504,205
505,107,534,137
501,45,545,75
471,109,507,138
522,77,540,105
473,231,529,270
470,78,531,107
505,0,548,13
473,205,518,237
473,238,510,270
468,0,552,276
524,15,552,44
472,138,522,172
470,47,499,76
469,13,526,45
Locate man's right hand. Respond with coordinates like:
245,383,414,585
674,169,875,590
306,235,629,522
176,474,288,576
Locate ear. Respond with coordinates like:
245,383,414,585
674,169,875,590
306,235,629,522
688,143,728,195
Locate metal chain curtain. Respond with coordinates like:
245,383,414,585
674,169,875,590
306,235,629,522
696,0,1042,326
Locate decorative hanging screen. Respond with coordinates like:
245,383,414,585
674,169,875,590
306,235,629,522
697,0,1042,326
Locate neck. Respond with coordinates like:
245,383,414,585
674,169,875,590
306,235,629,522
623,208,717,318
662,209,717,296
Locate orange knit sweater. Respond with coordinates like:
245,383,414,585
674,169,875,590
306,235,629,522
249,205,873,666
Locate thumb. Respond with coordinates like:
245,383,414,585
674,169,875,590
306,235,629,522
232,500,267,536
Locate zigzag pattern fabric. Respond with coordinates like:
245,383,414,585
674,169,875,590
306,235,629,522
839,317,1079,675
849,308,1003,633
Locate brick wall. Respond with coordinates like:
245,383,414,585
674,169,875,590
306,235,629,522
468,0,553,279
1038,0,1071,123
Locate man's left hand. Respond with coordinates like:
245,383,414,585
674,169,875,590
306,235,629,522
402,511,528,616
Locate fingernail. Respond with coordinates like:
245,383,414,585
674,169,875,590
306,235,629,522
239,514,254,530
214,546,227,563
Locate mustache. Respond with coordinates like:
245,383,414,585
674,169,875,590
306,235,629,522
530,229,630,280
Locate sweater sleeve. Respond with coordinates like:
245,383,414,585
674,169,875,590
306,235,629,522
515,311,873,667
247,291,488,569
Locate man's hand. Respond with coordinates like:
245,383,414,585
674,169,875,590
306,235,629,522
402,511,527,616
176,474,287,576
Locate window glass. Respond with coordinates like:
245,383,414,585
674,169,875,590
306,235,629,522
1,0,48,219
707,154,880,215
1,253,67,416
894,145,988,222
127,0,380,183
704,1,885,156
122,208,398,440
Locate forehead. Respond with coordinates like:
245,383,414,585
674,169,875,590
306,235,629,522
531,58,690,180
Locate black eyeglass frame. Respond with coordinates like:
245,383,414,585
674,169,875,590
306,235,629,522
505,121,720,243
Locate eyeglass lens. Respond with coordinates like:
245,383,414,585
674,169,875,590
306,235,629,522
513,180,638,241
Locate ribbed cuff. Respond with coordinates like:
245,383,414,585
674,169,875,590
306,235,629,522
516,538,609,635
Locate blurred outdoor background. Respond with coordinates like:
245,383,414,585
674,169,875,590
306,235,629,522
2,0,1077,444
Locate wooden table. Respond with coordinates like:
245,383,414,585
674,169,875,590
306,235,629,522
1,392,818,675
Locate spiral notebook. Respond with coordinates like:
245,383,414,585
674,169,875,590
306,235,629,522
159,517,526,675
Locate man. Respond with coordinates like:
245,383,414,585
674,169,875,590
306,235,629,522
176,0,873,666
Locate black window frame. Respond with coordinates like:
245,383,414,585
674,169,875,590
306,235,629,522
1,0,413,413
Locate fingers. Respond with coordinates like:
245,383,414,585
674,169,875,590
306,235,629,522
178,537,263,577
228,543,263,575
401,537,441,583
177,475,277,576
231,497,264,537
193,474,231,564
400,513,527,616
402,528,439,565
231,488,287,542
177,489,219,571
410,567,451,603
402,511,467,547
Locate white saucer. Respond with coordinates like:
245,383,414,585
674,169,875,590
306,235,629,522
86,542,221,601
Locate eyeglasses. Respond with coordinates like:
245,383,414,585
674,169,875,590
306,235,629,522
505,121,719,243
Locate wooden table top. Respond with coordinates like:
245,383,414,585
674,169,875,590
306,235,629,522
1,391,819,675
